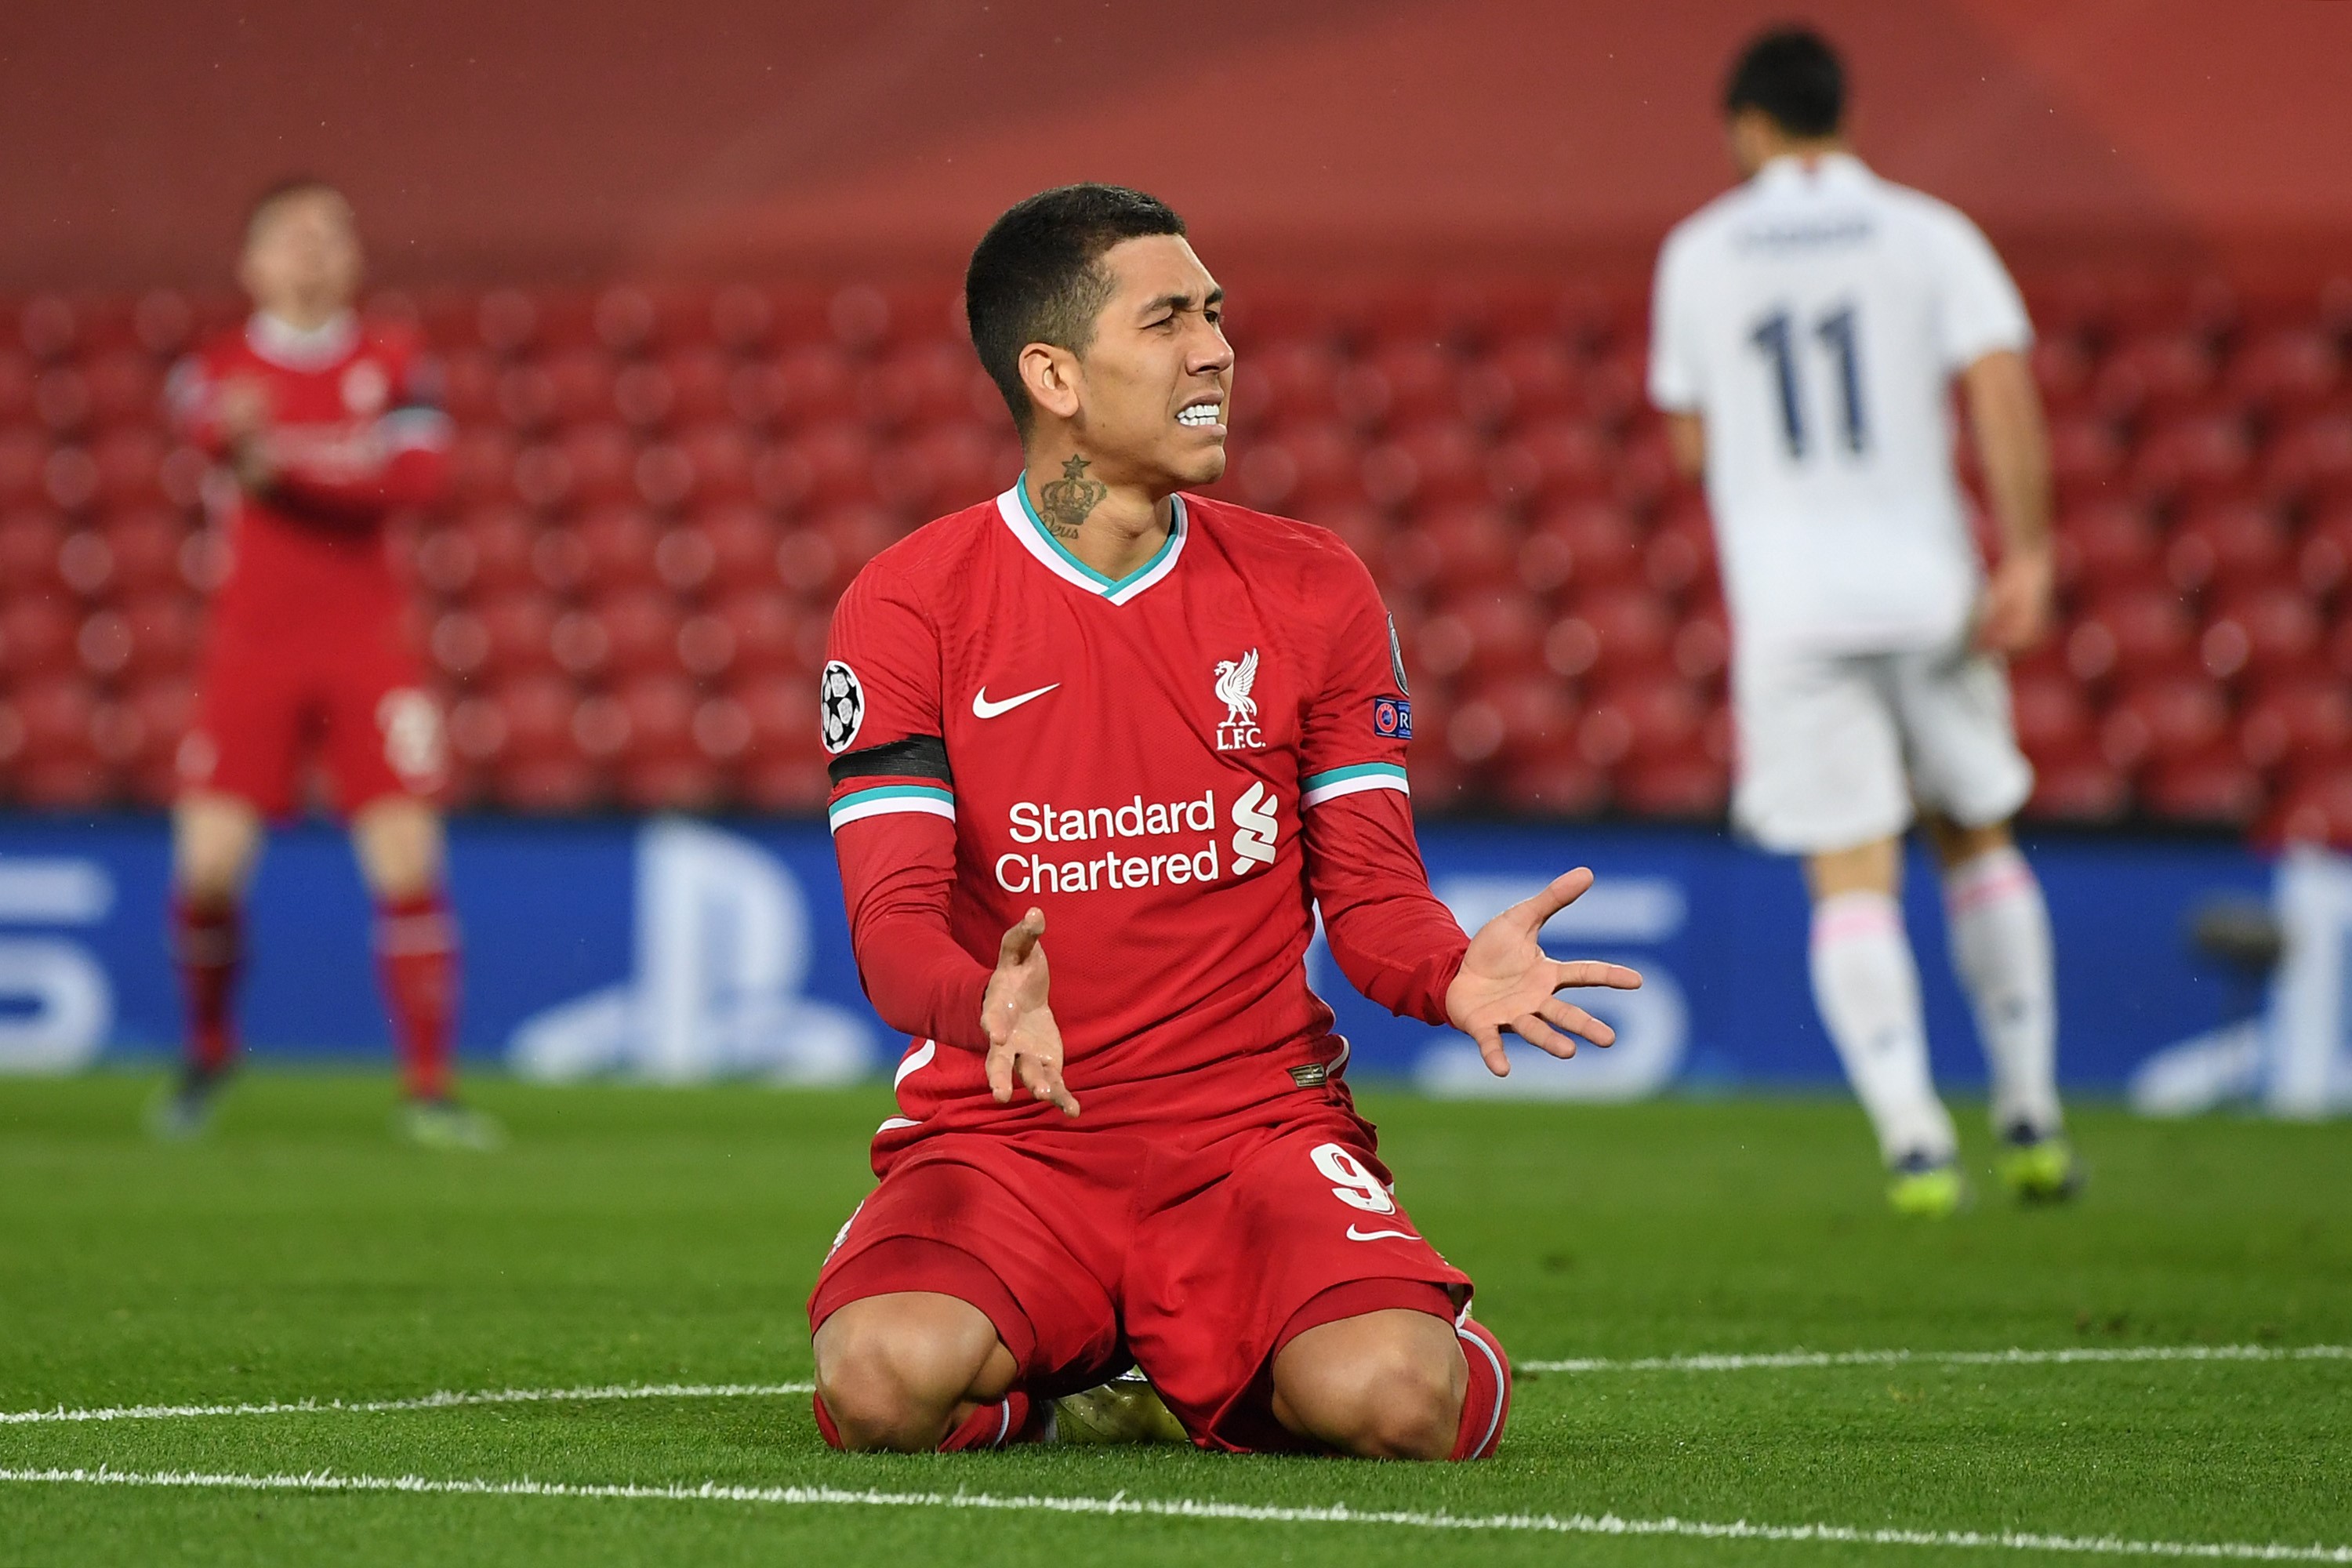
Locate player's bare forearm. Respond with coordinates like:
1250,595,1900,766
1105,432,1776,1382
1962,350,2054,650
1664,412,1706,479
1443,868,1643,1078
1963,350,2051,561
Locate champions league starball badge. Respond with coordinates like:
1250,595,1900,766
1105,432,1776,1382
819,660,866,753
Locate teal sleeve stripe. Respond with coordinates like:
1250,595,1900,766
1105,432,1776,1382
1301,762,1410,793
826,782,955,820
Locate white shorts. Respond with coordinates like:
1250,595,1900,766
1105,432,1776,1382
1731,642,2034,855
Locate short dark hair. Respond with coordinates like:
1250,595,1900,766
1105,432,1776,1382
1723,27,1846,138
965,183,1188,435
245,176,348,245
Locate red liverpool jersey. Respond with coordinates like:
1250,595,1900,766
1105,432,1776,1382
167,311,451,633
825,481,1468,1152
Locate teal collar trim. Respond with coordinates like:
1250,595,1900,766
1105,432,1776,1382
1011,474,1185,597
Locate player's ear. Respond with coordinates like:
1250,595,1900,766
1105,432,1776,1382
1018,343,1083,425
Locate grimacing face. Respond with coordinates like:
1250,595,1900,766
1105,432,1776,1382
1065,234,1233,490
238,190,363,321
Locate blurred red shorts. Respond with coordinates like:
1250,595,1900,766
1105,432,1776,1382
180,615,445,819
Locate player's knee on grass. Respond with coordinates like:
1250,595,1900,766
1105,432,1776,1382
811,1291,1012,1452
1272,1308,1468,1461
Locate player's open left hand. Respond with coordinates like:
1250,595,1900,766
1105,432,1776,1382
982,906,1080,1118
1443,868,1643,1078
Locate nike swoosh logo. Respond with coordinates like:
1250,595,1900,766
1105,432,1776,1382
972,684,1059,719
1345,1225,1423,1243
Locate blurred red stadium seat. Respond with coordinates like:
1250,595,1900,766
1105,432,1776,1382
2053,497,2159,593
2141,742,2265,826
1497,417,1613,505
2024,735,2129,822
2238,675,2351,769
413,525,477,601
1616,754,1729,818
2201,586,2321,679
2095,330,2217,419
2132,412,2252,503
1377,420,1490,508
0,592,78,676
1519,499,1641,597
2011,666,2094,755
1643,498,1715,598
459,506,538,598
573,507,659,597
1494,745,1610,816
2223,328,2342,415
559,423,638,507
2067,585,2197,679
691,502,779,588
652,524,715,597
1480,338,1587,426
713,589,810,680
2164,501,2288,596
2031,334,2095,410
1591,673,1704,763
111,593,199,681
2263,411,2352,504
472,592,560,681
2293,501,2352,592
1561,586,1673,678
1244,419,1361,511
764,420,877,512
1671,604,1730,683
2103,673,2230,767
2045,413,2125,504
106,514,191,601
2272,765,2352,848
1407,506,1518,599
593,588,683,680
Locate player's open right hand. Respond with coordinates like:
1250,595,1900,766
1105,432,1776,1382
982,906,1080,1118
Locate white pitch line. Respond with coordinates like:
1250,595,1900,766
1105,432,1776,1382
1515,1345,2352,1374
0,1381,814,1428
1,1465,2347,1563
4,1344,2342,1428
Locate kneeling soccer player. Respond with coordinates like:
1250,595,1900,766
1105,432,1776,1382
808,185,1642,1460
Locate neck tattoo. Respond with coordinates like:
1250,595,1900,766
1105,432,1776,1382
1036,454,1106,540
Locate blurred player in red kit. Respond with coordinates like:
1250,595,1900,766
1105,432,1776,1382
808,185,1642,1460
151,180,498,1149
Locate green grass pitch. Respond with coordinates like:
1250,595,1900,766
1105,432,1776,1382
2,1072,2347,1566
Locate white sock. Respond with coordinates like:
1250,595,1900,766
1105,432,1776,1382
1942,845,2063,1140
1809,891,1957,1167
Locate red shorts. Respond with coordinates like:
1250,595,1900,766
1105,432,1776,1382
181,616,445,819
808,1105,1475,1453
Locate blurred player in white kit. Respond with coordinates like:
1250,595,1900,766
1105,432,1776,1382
1648,27,2078,1214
